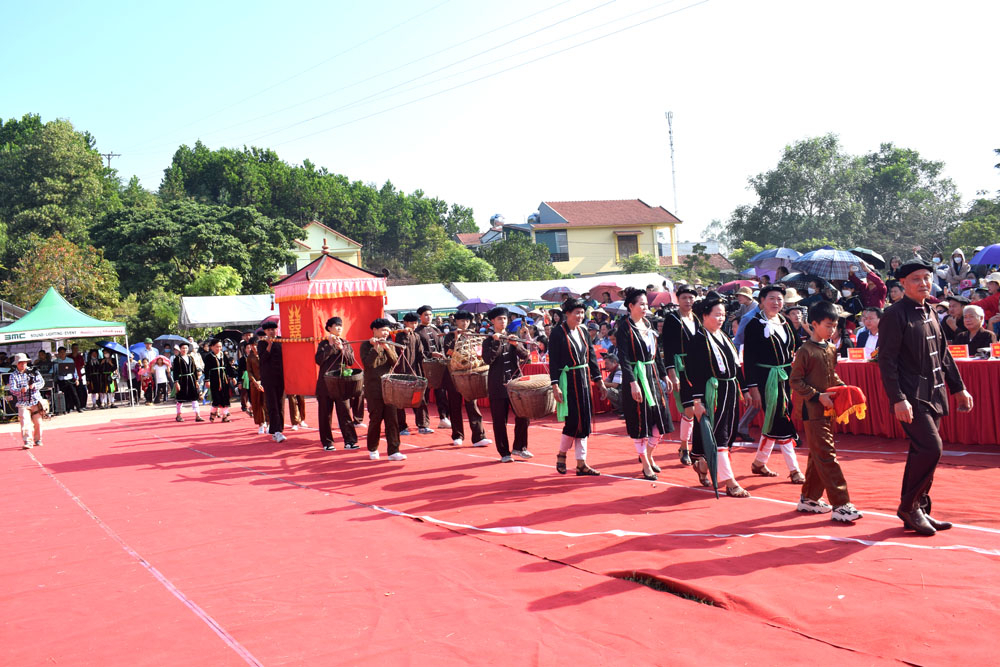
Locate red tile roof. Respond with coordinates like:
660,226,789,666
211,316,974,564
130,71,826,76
455,232,485,246
534,199,681,229
660,253,735,271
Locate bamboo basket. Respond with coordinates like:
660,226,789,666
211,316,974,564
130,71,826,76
451,367,489,401
506,374,555,419
323,368,363,401
381,373,428,409
421,359,449,389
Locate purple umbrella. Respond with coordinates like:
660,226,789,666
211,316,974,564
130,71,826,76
540,286,580,302
457,297,496,314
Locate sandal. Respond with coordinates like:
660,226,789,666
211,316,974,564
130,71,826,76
789,470,805,484
222,415,231,423
726,484,751,498
751,461,778,477
576,465,601,476
693,459,711,487
638,456,662,474
556,453,567,475
678,447,692,466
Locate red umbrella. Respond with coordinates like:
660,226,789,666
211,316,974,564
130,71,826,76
717,280,755,294
590,281,625,302
648,291,674,307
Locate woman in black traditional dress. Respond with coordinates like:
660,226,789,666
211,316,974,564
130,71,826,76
205,338,236,422
172,341,204,422
616,287,673,480
743,284,804,483
681,297,751,497
85,349,104,409
549,298,608,476
658,285,700,465
100,352,118,408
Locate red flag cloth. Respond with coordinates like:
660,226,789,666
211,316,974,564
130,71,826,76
824,385,867,424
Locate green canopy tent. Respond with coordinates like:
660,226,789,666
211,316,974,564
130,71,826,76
0,287,133,405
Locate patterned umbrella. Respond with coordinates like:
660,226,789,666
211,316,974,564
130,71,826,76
749,247,801,272
604,300,628,315
457,297,496,314
540,286,580,302
791,248,863,281
849,247,886,270
970,244,1000,266
777,272,835,293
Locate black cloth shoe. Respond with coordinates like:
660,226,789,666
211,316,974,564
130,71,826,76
323,443,336,451
897,508,936,536
924,514,953,531
344,442,360,449
678,448,692,466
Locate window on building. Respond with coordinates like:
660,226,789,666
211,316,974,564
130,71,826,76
285,261,298,276
534,230,569,262
617,234,639,259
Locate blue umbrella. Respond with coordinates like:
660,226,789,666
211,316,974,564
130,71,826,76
970,244,1000,266
791,248,863,281
739,267,757,278
748,247,801,272
502,304,527,316
154,334,191,346
604,300,628,316
97,340,129,356
457,297,495,314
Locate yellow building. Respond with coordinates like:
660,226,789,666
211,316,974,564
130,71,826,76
522,200,681,276
283,221,363,275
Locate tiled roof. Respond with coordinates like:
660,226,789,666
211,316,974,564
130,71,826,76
534,199,681,229
660,253,735,271
455,232,485,246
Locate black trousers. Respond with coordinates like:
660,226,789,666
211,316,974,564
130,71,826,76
365,391,399,455
317,385,358,447
424,385,450,420
443,373,485,442
489,388,528,457
899,408,942,514
396,402,429,431
263,379,285,435
58,380,82,412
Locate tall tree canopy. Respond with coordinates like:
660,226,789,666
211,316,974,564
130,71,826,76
724,134,961,258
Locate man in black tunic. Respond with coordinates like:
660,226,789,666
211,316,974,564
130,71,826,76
879,260,974,535
258,320,287,443
482,306,531,462
315,316,359,451
415,305,451,428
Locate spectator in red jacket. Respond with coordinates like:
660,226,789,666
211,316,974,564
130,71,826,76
848,261,887,308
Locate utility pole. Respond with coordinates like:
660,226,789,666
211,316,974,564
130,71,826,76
665,112,677,215
100,152,121,168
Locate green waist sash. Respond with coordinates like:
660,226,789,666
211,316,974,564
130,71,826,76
556,363,588,422
757,362,791,434
703,376,737,428
628,359,656,407
672,353,686,413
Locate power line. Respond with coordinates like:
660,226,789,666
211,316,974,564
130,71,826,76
233,0,618,146
178,0,577,149
125,0,452,152
273,0,710,147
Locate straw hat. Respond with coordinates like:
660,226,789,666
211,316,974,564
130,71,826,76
783,288,802,304
735,286,754,299
12,353,29,364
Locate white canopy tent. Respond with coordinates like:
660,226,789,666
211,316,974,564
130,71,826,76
384,283,461,313
449,272,669,305
180,295,274,329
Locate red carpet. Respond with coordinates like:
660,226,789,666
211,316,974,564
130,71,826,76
4,401,999,665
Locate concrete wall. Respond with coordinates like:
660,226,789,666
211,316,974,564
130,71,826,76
551,224,673,276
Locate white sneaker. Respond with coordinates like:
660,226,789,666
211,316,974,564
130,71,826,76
257,425,267,435
451,438,463,446
21,441,32,450
369,450,380,460
291,424,299,431
513,449,534,459
388,452,407,461
438,418,452,428
34,441,43,447
796,496,832,514
472,438,491,448
500,455,513,463
832,503,863,522
273,432,287,443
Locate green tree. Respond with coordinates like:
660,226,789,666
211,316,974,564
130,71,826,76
444,203,478,236
725,240,766,271
620,252,659,273
185,265,243,296
675,243,718,283
477,234,561,281
413,241,496,283
127,287,181,341
2,232,121,318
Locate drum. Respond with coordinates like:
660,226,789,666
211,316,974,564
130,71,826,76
323,368,363,401
506,374,555,419
451,367,489,400
381,373,428,409
421,359,449,389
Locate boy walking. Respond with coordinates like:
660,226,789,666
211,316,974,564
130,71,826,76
789,301,863,522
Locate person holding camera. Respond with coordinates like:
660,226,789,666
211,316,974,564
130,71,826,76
9,353,46,449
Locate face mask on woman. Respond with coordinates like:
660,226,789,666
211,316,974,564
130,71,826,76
932,256,942,264
807,287,817,295
842,289,852,298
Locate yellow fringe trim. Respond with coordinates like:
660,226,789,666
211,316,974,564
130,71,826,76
824,403,867,424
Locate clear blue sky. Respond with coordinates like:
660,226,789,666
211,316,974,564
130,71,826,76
4,0,998,241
